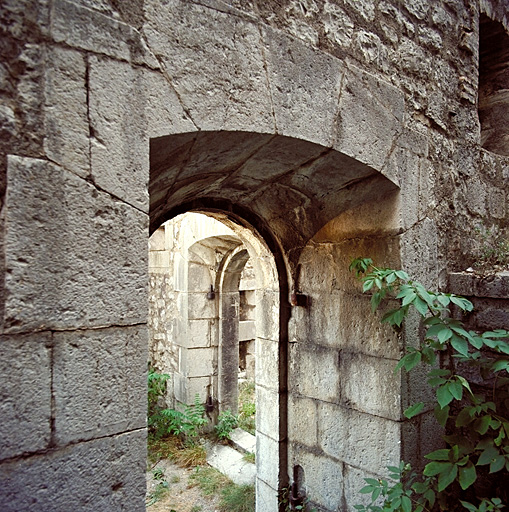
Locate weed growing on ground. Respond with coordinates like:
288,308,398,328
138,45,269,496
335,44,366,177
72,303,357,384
189,466,231,496
189,466,255,512
215,410,239,441
220,483,255,512
238,381,255,435
243,451,255,464
146,467,170,507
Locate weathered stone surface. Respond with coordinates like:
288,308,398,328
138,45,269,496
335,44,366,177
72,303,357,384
343,464,384,512
50,0,158,67
0,333,52,461
449,271,509,299
0,430,146,512
183,347,215,377
44,45,89,177
256,431,280,485
256,386,280,440
53,325,147,445
289,344,340,404
340,352,401,420
207,443,256,485
255,289,279,341
288,447,344,511
400,218,439,289
4,156,148,333
255,477,279,512
88,56,149,211
318,403,401,474
334,64,405,178
144,0,274,132
263,25,343,148
255,338,279,391
288,395,317,446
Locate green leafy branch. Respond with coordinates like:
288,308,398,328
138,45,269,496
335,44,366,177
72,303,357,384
349,258,509,511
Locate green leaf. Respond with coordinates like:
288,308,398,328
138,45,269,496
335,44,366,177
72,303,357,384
437,294,450,307
395,270,409,280
460,501,479,512
362,279,375,292
425,449,450,461
428,369,451,377
489,455,505,473
438,327,453,343
415,282,434,306
395,351,421,373
469,335,484,349
451,334,469,356
437,384,454,409
401,495,412,512
423,461,449,477
475,415,492,435
360,485,374,494
448,379,463,401
457,376,473,395
450,295,473,312
477,445,499,465
404,402,424,419
456,408,475,427
434,404,450,427
414,296,429,316
437,463,458,492
402,291,417,306
492,359,509,372
459,462,476,490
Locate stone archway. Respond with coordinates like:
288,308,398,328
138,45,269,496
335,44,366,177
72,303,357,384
149,129,400,510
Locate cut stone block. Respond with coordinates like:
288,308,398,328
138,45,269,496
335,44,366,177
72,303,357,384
53,325,147,445
44,45,89,177
207,443,256,486
4,156,148,333
0,333,52,461
230,428,256,454
0,430,146,512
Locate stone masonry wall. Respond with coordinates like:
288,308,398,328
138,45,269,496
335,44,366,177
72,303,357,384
1,1,508,511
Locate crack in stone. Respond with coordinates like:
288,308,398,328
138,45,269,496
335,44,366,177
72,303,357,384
0,426,147,465
258,25,278,134
2,321,147,338
138,27,200,132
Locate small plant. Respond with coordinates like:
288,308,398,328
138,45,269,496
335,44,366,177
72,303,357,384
473,223,509,272
146,467,170,507
215,410,239,441
350,257,509,512
243,451,255,464
189,466,231,496
238,381,256,435
220,483,255,512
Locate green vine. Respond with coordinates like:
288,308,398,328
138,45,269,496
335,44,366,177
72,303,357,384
349,258,509,512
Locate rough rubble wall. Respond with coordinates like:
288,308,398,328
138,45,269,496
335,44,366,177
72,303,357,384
0,0,508,511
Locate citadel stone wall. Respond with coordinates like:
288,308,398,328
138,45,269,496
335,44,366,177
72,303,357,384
0,0,508,511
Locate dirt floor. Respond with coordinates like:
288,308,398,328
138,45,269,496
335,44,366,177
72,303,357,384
146,458,223,512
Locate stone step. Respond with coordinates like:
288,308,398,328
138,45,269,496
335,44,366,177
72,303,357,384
207,443,256,486
229,428,256,454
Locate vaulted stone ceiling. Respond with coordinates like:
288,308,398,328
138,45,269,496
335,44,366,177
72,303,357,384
150,131,399,262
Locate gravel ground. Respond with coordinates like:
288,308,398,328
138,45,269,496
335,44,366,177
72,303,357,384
146,459,223,512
